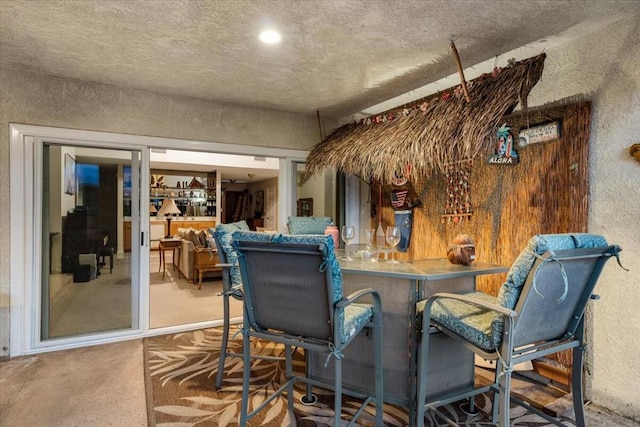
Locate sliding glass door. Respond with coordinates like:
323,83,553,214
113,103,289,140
40,143,142,340
11,124,315,356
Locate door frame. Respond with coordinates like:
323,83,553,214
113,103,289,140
9,124,309,356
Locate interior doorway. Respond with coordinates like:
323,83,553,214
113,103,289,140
223,190,247,223
147,149,281,329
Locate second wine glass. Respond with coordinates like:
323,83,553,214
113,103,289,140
385,226,401,264
341,225,356,260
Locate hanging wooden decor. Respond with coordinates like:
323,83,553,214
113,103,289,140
442,160,473,223
487,123,519,165
390,164,412,186
518,120,561,147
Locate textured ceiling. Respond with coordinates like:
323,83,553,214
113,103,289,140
2,0,638,120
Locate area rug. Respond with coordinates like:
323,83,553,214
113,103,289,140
144,327,575,426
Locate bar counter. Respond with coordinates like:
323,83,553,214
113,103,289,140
308,255,509,421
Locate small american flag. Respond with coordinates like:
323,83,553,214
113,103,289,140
391,190,408,208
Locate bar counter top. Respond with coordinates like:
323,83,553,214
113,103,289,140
338,255,509,280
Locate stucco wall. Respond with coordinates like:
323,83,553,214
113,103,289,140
0,69,321,357
527,16,640,420
1,14,638,421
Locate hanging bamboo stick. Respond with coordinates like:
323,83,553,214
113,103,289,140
316,110,324,143
450,39,471,103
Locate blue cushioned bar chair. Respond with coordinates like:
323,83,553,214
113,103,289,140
210,221,286,389
211,225,245,389
416,234,623,427
233,232,384,427
211,221,289,389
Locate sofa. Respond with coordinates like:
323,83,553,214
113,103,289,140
175,227,219,281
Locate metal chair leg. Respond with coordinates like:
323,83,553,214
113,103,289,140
572,345,587,427
492,358,501,423
239,318,251,427
285,345,295,416
497,364,512,427
334,357,342,427
416,327,431,427
374,311,384,427
215,291,231,388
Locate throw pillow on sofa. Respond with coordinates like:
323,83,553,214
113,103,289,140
187,229,203,248
197,229,209,248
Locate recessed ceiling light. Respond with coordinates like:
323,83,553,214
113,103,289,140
259,29,281,44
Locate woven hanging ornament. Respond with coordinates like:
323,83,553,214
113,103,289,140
442,161,473,224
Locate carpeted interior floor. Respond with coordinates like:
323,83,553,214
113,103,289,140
144,327,577,426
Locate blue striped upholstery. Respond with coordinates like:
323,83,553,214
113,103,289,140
418,233,609,351
232,231,370,344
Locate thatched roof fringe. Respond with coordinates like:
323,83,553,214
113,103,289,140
307,54,546,184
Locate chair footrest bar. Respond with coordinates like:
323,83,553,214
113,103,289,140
425,384,494,409
512,340,579,363
297,376,378,402
511,395,569,426
246,377,297,419
226,351,285,361
426,404,462,427
346,396,374,426
246,374,378,424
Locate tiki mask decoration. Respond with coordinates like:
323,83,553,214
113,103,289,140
447,234,476,265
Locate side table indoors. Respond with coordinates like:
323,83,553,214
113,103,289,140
193,247,221,289
159,237,182,280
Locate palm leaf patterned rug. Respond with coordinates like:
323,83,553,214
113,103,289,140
144,327,575,426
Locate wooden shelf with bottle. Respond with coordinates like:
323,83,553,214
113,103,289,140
150,171,219,222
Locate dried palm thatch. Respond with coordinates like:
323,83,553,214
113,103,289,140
307,54,546,184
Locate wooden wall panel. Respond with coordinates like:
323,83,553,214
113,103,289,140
372,101,591,299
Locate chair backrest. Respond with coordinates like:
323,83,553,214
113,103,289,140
211,233,233,289
491,233,621,348
210,220,250,287
232,232,342,342
287,216,332,235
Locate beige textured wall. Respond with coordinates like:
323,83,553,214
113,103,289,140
526,16,640,420
0,69,322,357
1,15,639,421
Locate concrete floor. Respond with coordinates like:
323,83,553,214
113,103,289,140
1,340,639,427
0,340,146,426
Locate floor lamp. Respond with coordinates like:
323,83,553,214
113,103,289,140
157,198,181,238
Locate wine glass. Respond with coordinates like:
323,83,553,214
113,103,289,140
364,228,375,247
341,225,356,260
362,228,378,262
385,226,401,264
